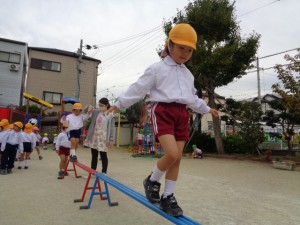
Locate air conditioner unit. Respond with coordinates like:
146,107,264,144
9,64,20,71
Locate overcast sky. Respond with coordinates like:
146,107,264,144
1,0,299,102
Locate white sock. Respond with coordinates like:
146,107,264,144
150,165,165,182
163,179,176,198
25,160,29,167
70,149,76,156
18,161,22,167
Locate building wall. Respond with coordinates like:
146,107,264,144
26,49,98,113
0,39,27,107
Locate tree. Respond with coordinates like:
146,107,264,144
123,100,144,146
237,102,264,154
220,98,241,134
263,50,300,155
163,0,260,154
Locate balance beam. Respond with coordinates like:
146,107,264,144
87,173,201,225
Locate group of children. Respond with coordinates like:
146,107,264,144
0,119,44,174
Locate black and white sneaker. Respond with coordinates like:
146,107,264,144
160,194,183,217
143,175,161,204
7,169,13,174
69,155,78,162
0,169,7,175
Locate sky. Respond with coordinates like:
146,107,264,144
1,0,299,102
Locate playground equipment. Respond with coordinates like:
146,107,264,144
23,92,53,127
60,160,107,204
87,173,201,224
61,159,201,224
133,103,163,157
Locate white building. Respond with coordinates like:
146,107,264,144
0,38,28,107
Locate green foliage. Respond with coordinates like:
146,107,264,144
263,50,300,155
185,131,217,153
237,102,264,154
223,134,245,154
18,104,41,115
124,100,144,126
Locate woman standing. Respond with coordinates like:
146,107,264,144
84,98,117,174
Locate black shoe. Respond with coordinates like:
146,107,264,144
18,166,22,169
39,156,43,160
24,166,28,169
69,155,78,162
143,175,161,204
7,169,12,174
0,170,7,175
160,194,183,217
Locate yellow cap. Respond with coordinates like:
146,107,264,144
14,121,24,129
72,103,83,110
0,119,10,130
44,133,48,136
62,123,69,128
168,23,197,50
24,123,33,133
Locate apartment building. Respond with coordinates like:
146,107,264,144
26,47,101,112
0,38,28,107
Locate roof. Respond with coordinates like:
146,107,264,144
0,37,27,46
28,47,101,63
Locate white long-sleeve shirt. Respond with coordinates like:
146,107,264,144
56,131,71,149
1,130,23,152
21,132,36,150
116,55,210,114
60,113,89,131
0,130,9,144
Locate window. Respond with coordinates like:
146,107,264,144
43,91,62,105
31,58,61,72
0,51,21,63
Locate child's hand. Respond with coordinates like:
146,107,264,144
209,108,219,118
107,106,119,114
87,105,94,113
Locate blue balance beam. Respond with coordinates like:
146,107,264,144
89,173,202,225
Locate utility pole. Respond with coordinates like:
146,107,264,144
75,39,98,100
256,57,261,104
76,39,83,100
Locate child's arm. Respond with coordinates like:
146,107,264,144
55,134,61,151
18,133,24,154
115,66,156,110
1,131,10,151
31,134,36,150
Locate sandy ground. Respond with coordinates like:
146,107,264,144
0,146,300,225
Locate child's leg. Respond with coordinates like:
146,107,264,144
59,154,66,170
36,146,42,159
69,138,79,162
99,151,108,174
91,148,98,170
150,135,180,182
18,153,24,168
24,152,30,168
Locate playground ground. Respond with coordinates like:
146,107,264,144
0,146,300,225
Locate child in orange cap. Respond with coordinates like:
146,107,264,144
0,119,11,164
60,103,92,162
1,121,24,174
108,23,219,216
56,123,71,178
42,133,49,150
18,123,36,169
32,127,43,160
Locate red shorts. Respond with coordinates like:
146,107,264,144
150,102,190,141
58,146,70,156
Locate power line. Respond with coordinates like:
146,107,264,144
238,0,280,17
